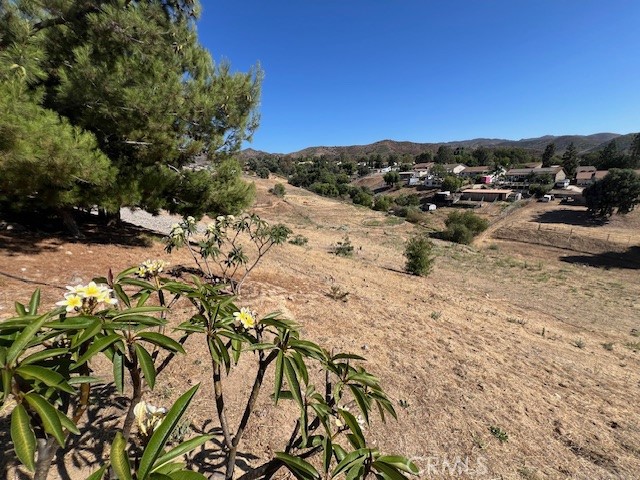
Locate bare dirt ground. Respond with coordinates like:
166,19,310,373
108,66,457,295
2,178,640,479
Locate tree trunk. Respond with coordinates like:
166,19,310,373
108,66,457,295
59,208,84,238
34,437,58,480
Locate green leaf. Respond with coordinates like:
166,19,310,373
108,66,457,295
6,313,50,366
371,461,408,480
11,404,36,472
113,350,125,393
71,318,102,348
111,432,133,480
28,289,41,315
21,347,68,365
113,284,131,308
24,393,65,447
16,365,75,394
348,385,370,425
86,464,108,480
15,301,27,316
56,409,80,435
275,452,320,480
138,385,200,480
68,375,103,385
135,343,157,389
112,305,167,318
152,435,213,473
283,356,303,410
2,369,11,402
73,334,121,368
339,409,365,449
332,353,367,361
322,435,332,474
377,456,419,475
119,278,156,290
137,332,185,354
331,448,371,477
273,350,284,405
116,266,139,282
136,291,151,308
167,471,208,480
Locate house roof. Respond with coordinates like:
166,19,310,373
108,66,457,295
461,166,491,173
594,170,608,180
442,163,466,170
461,189,512,195
506,167,563,176
413,162,434,170
576,171,594,180
576,166,596,173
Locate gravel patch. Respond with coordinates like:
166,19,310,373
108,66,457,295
120,208,186,235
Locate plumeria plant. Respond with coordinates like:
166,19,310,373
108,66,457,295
165,214,292,294
1,263,417,480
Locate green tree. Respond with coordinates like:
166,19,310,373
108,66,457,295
584,168,640,217
373,195,393,211
541,143,556,167
0,0,261,220
404,235,434,276
0,82,114,233
441,175,463,192
434,145,454,164
383,170,401,186
442,211,489,244
561,142,579,178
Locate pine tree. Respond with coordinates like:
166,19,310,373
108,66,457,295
0,0,261,220
561,142,579,178
541,143,556,167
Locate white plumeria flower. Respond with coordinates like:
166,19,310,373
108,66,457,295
56,294,83,313
216,215,225,222
186,216,195,224
134,400,167,437
80,281,102,299
66,284,85,295
233,307,256,329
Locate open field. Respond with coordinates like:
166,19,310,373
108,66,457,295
1,177,640,479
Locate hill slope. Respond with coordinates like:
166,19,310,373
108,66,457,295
1,182,640,478
239,132,635,160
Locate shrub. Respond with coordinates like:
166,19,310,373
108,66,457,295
331,235,354,257
373,195,393,211
352,190,373,207
442,211,488,244
256,166,270,179
405,208,429,225
394,193,421,207
441,175,463,192
404,235,434,276
166,214,291,294
288,234,308,246
269,183,286,197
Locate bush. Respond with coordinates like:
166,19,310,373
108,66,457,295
404,235,434,276
256,166,270,179
373,195,393,211
441,175,463,192
269,183,286,197
442,211,488,244
352,190,373,207
331,235,354,257
405,208,429,225
394,194,421,207
289,234,308,246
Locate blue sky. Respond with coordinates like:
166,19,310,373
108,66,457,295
198,1,640,153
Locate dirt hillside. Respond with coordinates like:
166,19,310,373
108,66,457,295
1,177,639,479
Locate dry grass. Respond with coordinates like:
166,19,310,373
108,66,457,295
1,179,640,479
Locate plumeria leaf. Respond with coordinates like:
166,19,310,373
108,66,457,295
111,432,133,480
24,393,65,447
11,404,36,472
138,384,200,480
6,313,50,366
137,332,185,354
15,365,75,394
28,289,40,315
135,343,157,389
275,452,320,480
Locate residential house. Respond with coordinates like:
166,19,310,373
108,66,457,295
441,163,467,175
461,189,513,202
501,166,566,188
576,170,608,187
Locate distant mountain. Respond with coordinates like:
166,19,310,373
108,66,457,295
239,132,636,160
